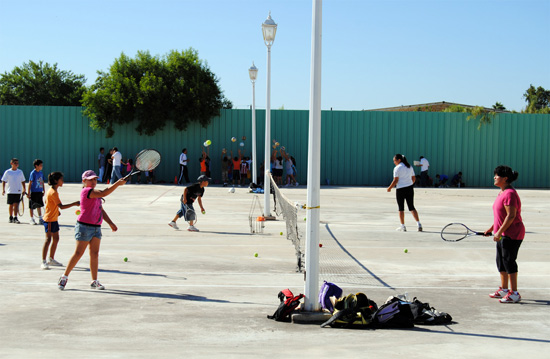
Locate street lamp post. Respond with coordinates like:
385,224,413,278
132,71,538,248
248,62,258,185
262,12,277,218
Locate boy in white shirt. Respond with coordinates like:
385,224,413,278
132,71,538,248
2,158,26,224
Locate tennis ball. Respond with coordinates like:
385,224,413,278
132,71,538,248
304,217,307,221
239,142,245,147
206,139,211,146
404,249,408,253
231,137,237,142
319,243,323,248
75,210,81,215
254,253,258,257
280,232,283,235
124,257,128,262
202,210,206,214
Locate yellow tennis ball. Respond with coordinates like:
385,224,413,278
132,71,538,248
124,257,128,262
404,249,408,253
254,253,258,257
280,232,283,235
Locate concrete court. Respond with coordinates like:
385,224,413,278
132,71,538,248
0,183,549,358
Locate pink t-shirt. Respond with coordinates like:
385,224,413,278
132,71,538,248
77,187,103,225
493,188,525,240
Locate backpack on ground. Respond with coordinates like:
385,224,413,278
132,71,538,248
320,293,378,328
318,281,343,313
411,298,453,325
267,289,304,322
373,296,419,328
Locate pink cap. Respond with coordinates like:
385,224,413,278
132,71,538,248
82,170,99,180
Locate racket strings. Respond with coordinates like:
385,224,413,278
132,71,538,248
135,151,161,171
442,224,468,241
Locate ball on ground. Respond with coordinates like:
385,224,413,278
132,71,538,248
404,249,408,253
280,232,283,235
319,243,323,248
254,253,258,257
124,257,128,262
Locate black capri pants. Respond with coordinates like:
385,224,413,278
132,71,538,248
395,185,416,212
496,236,523,273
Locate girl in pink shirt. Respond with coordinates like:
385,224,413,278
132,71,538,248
57,170,126,291
485,165,525,303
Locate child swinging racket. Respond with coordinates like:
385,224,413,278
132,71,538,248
168,175,210,232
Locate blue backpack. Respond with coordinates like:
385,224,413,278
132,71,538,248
318,281,343,313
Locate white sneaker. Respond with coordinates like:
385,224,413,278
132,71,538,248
47,257,63,267
295,182,299,187
187,225,199,232
396,226,407,232
30,218,37,225
41,261,50,270
90,280,105,290
168,221,179,230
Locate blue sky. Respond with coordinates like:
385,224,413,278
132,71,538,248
1,0,549,112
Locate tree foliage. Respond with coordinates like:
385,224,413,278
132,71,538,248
82,49,232,137
0,60,86,106
523,85,550,114
492,102,506,111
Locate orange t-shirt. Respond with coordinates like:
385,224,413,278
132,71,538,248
200,160,207,172
43,188,61,222
232,159,241,170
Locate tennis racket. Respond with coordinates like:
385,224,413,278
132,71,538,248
123,149,161,180
18,193,25,216
183,203,197,225
441,223,491,242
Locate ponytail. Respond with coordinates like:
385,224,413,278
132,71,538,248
395,154,411,168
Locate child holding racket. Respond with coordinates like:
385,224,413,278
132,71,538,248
168,175,209,232
387,154,423,232
57,170,126,290
485,165,525,303
41,172,80,270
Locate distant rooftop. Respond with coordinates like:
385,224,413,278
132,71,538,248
366,101,510,113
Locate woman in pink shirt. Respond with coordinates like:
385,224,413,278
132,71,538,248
57,170,126,291
485,165,525,303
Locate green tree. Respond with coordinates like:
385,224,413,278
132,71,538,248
523,85,550,113
466,106,496,130
82,49,232,137
0,60,86,106
492,102,506,111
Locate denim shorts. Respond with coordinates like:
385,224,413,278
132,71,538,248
75,222,102,242
43,221,60,233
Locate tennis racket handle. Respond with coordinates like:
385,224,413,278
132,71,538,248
123,170,140,180
477,231,492,236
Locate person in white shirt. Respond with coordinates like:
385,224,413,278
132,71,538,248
178,148,190,184
2,158,26,224
415,156,430,187
387,154,422,232
110,147,124,182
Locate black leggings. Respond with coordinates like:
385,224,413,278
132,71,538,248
396,185,415,211
496,237,523,273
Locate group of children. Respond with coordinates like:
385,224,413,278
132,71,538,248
2,158,127,290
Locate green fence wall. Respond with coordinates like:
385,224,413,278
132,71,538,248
1,106,549,188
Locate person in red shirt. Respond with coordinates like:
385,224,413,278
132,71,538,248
230,150,243,187
485,165,525,303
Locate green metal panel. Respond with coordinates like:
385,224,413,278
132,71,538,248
1,106,549,188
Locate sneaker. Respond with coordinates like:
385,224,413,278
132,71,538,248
9,217,13,223
489,287,509,299
30,218,37,225
284,183,290,187
13,218,20,224
187,225,199,232
39,218,44,225
41,261,50,270
500,291,521,303
295,182,299,187
90,280,105,290
396,226,407,232
418,226,423,232
168,221,179,230
58,276,68,290
47,257,63,267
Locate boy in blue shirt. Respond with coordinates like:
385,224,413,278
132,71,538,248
27,159,45,225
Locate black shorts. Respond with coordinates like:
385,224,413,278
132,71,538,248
496,236,523,273
232,170,241,180
273,168,283,177
30,192,44,209
395,185,415,211
7,194,21,205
